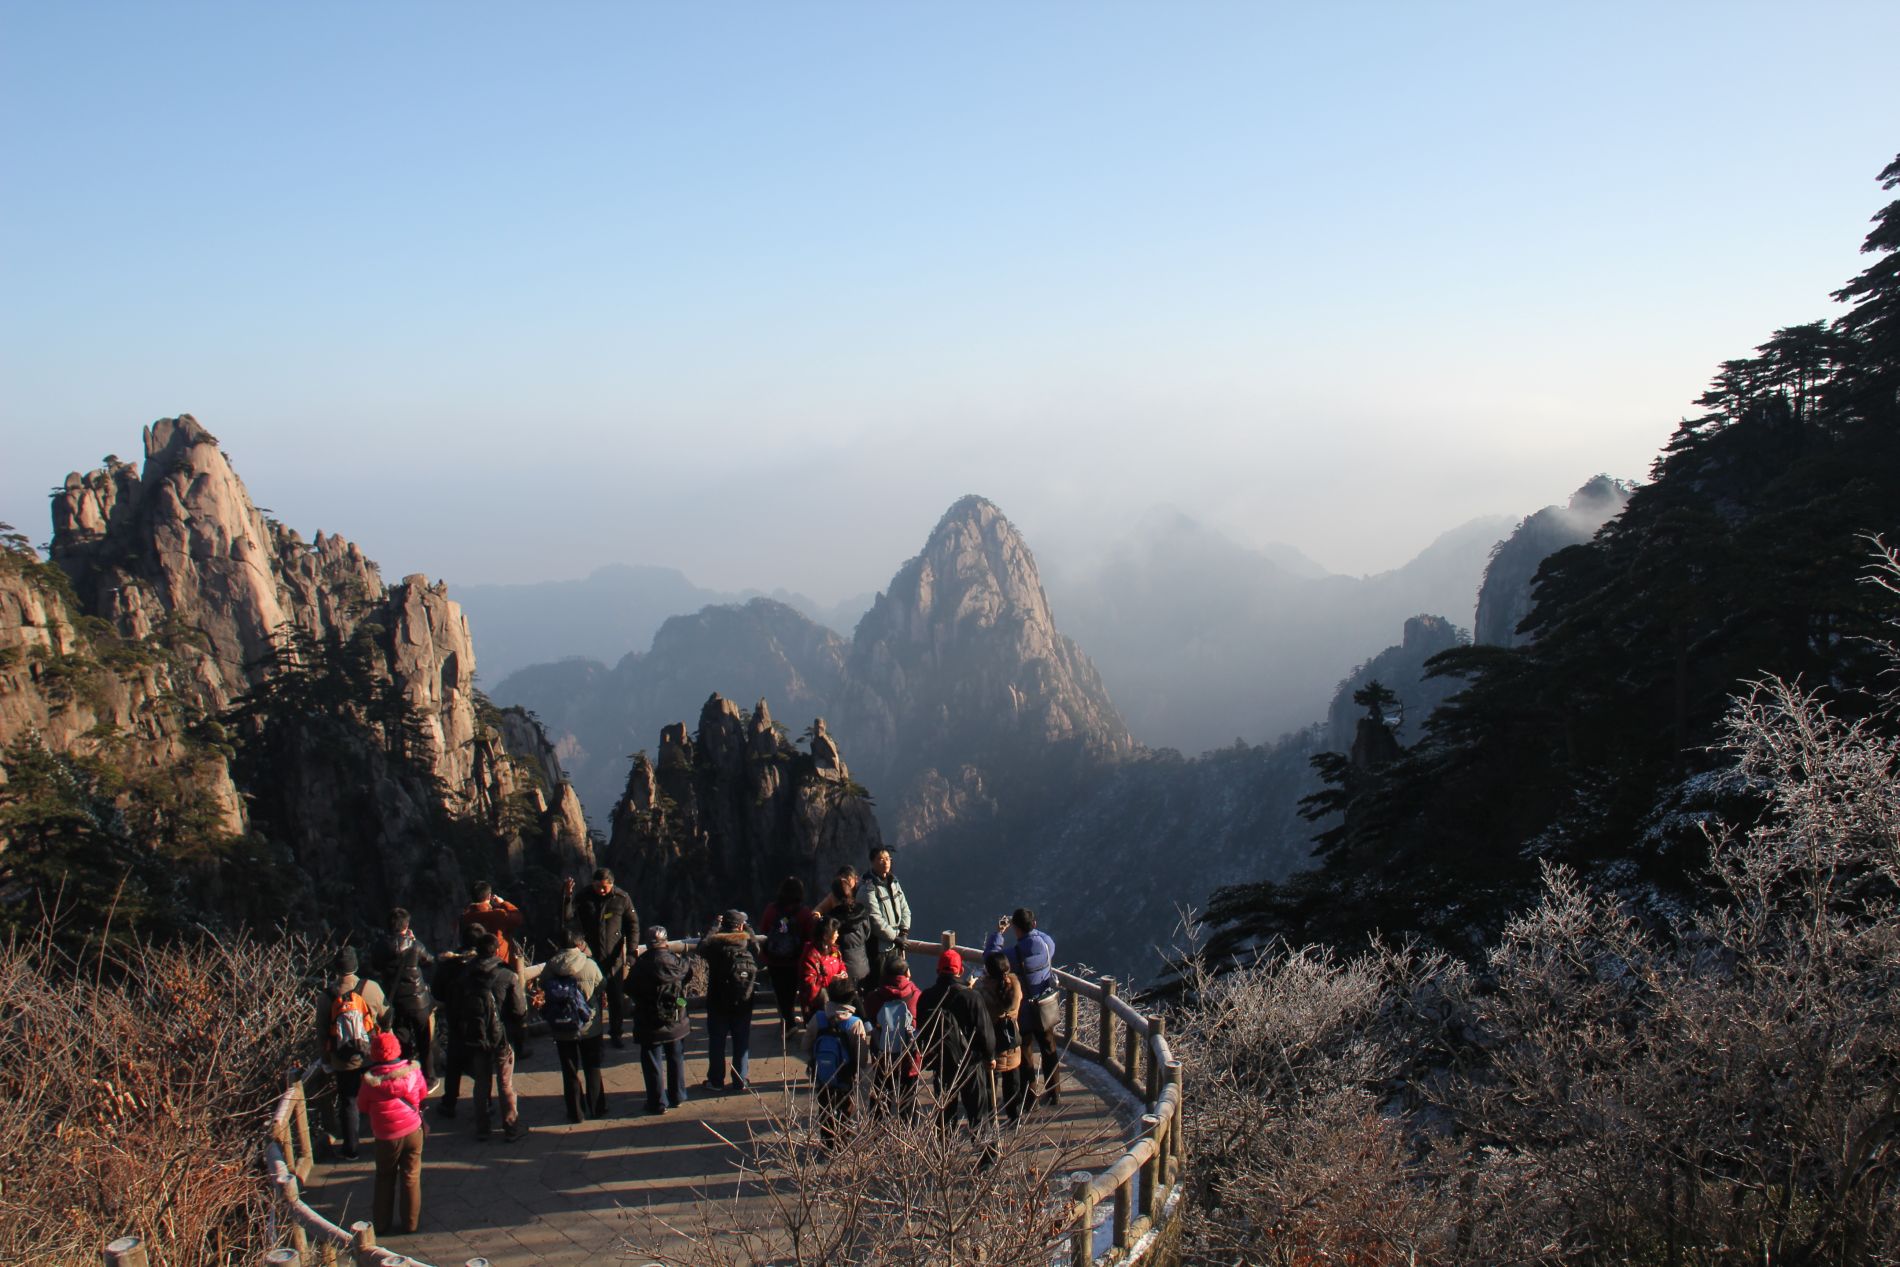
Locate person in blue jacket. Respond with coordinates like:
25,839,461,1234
983,907,1062,1108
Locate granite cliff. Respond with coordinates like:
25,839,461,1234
1474,476,1632,647
602,694,881,932
1,415,591,946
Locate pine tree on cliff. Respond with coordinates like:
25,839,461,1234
1202,152,1900,961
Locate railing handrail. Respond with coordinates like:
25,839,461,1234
904,932,1186,1265
260,930,1186,1266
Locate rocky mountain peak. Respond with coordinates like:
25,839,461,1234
1475,475,1634,648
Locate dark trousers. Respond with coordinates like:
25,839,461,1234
936,1065,993,1132
469,1044,518,1134
388,996,434,1082
555,1035,607,1121
996,1063,1031,1123
330,1066,363,1154
1022,999,1061,1100
601,968,629,1041
705,1007,752,1087
817,1077,856,1148
766,963,801,1035
439,1040,466,1113
640,1038,686,1109
372,1128,424,1233
870,1065,920,1121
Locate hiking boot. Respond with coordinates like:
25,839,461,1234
503,1121,529,1143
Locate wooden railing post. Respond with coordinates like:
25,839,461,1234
940,929,955,954
1139,1114,1161,1217
1070,1172,1096,1267
1113,1170,1132,1250
1097,977,1118,1068
1062,985,1079,1047
1121,1016,1141,1093
102,1236,150,1267
280,1175,311,1259
1146,1016,1167,1105
1167,1059,1185,1183
291,1080,314,1178
349,1221,376,1267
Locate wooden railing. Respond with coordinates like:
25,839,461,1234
253,932,1186,1267
259,1057,437,1267
908,932,1186,1266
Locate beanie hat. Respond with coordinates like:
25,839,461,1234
369,1032,402,1064
720,909,747,933
333,947,359,976
937,948,963,977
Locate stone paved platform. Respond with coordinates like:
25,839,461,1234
302,1001,1129,1267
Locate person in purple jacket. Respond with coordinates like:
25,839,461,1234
357,1031,428,1234
983,907,1062,1108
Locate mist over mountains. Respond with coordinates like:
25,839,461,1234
454,564,871,686
1043,510,1517,753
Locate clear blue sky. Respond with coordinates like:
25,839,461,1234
3,2,1897,595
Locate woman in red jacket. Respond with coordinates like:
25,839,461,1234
356,1031,428,1234
798,917,848,1021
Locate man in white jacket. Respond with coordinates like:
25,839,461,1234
862,846,912,983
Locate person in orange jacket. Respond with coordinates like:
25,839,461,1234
460,882,525,969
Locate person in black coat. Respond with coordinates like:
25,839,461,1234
459,932,530,1142
370,907,436,1081
916,948,996,1134
692,910,760,1092
817,866,874,990
630,924,690,1113
561,868,638,1048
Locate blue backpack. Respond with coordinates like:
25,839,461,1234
811,1013,860,1088
540,974,594,1037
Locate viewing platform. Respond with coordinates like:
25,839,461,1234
255,936,1188,1267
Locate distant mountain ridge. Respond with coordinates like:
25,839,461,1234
1042,510,1516,752
454,562,871,685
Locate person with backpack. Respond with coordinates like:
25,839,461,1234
370,907,436,1083
816,865,875,991
803,978,870,1148
862,846,912,986
561,868,637,1049
976,949,1029,1124
799,917,849,1021
693,909,759,1092
540,929,608,1122
758,875,817,1042
984,907,1062,1109
460,882,525,971
356,1031,427,1234
917,948,996,1135
461,932,530,1142
316,948,387,1160
430,923,482,1121
631,924,690,1114
864,956,923,1122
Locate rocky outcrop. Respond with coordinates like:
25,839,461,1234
1324,614,1467,751
4,415,591,947
844,496,1131,775
1475,476,1632,647
604,693,880,931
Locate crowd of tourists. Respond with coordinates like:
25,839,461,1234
312,846,1065,1238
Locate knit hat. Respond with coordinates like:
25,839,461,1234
370,1032,402,1064
332,947,359,976
719,909,747,933
937,949,963,977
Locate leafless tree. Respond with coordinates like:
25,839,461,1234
0,914,316,1266
629,1054,1116,1267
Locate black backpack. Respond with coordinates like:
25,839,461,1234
456,966,508,1052
717,950,757,1009
765,912,803,960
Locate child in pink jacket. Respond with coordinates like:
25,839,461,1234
356,1031,427,1233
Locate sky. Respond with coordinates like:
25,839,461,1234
3,3,1898,599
